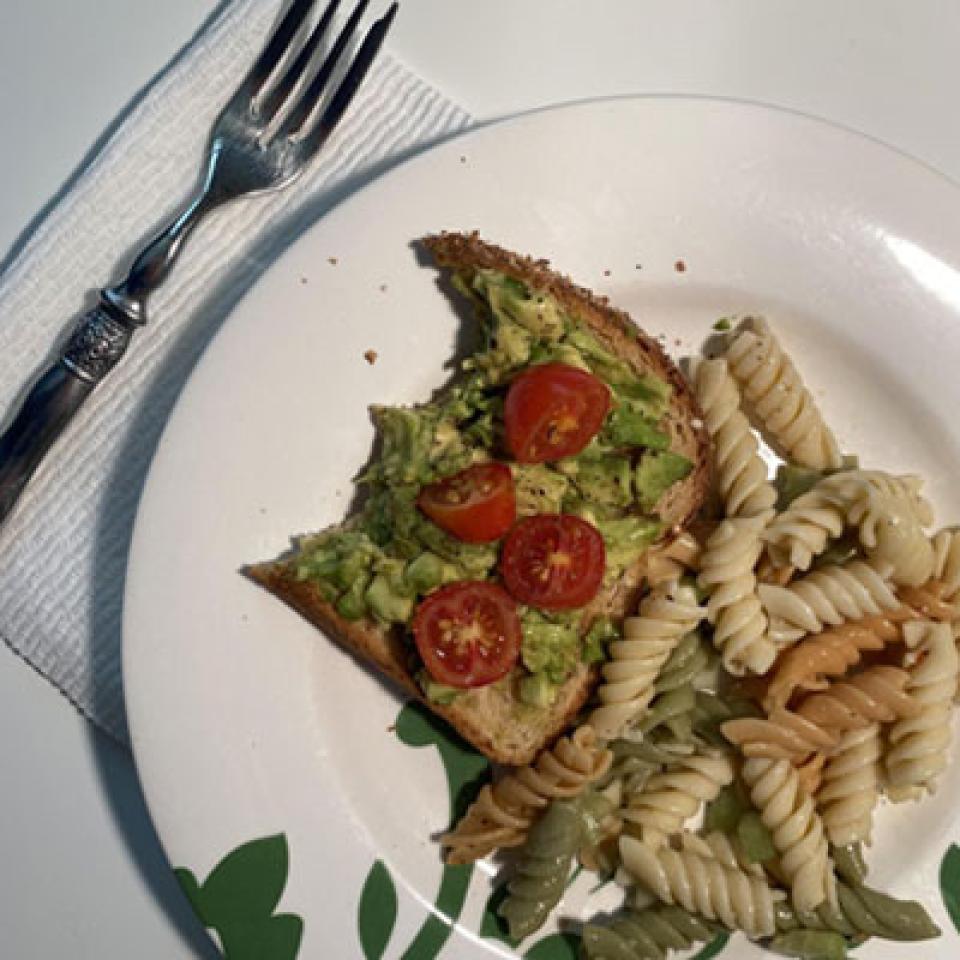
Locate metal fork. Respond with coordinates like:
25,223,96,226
0,0,398,524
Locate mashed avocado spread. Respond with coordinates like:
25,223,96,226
294,269,692,706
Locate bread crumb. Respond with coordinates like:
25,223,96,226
603,269,611,277
328,256,338,266
364,349,378,365
674,259,687,273
379,283,388,293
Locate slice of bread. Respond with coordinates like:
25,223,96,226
247,232,711,765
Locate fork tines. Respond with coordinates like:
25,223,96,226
249,0,399,150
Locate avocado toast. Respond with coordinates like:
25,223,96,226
247,232,710,765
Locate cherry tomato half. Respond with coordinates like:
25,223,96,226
412,581,522,688
504,363,611,463
417,462,516,543
500,514,606,610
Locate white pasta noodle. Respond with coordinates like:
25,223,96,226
678,831,767,879
725,317,842,471
698,516,776,674
742,757,836,913
620,752,734,847
865,497,935,587
764,469,934,573
931,528,960,599
886,620,959,799
441,726,611,863
619,835,778,939
851,472,934,535
758,559,899,646
817,723,881,847
692,357,776,521
645,531,704,588
589,585,706,740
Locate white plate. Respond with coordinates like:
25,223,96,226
124,98,960,960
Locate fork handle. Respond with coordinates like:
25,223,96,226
0,300,137,523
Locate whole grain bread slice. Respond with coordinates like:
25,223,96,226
246,232,711,766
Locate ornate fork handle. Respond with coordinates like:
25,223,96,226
0,191,211,523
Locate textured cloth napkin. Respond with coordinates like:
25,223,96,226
0,0,469,742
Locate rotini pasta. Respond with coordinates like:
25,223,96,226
864,496,935,588
931,528,960,599
764,614,899,710
775,881,941,942
644,531,704,588
723,665,919,761
817,723,881,847
693,356,777,521
589,585,706,740
619,834,779,938
581,904,719,960
886,620,959,799
763,469,933,574
741,757,835,912
620,752,734,848
725,317,842,471
698,517,777,675
759,559,899,645
653,629,713,695
441,725,612,864
678,830,767,879
796,752,826,798
499,794,611,940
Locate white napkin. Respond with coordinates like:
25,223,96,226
0,0,469,742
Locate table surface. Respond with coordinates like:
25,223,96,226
3,1,960,956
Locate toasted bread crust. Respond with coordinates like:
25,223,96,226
422,231,711,529
248,234,711,766
245,559,592,765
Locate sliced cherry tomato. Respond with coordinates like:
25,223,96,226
504,363,611,463
417,462,516,543
412,581,522,688
500,514,606,610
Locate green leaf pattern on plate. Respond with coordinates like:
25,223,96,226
692,932,731,959
358,860,398,960
941,843,960,934
174,833,303,960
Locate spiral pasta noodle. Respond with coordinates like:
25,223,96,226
590,585,706,740
764,469,934,574
764,614,899,710
886,620,959,799
499,798,595,940
581,904,719,960
817,723,881,846
644,531,704,588
775,881,941,942
621,753,734,847
931,528,960,599
698,517,777,675
693,357,776,521
620,834,779,938
653,630,712,695
441,725,612,864
725,317,842,471
741,757,835,912
759,559,899,645
678,830,767,879
723,665,919,761
864,496,935,588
